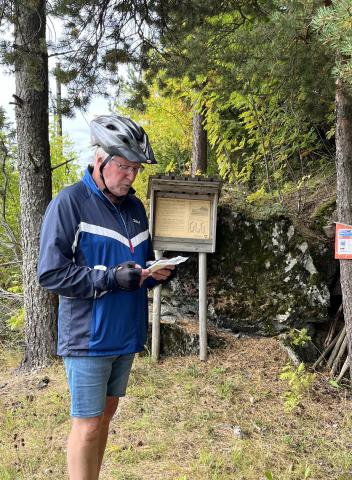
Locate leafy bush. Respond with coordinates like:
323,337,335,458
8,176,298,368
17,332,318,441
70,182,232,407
279,362,315,412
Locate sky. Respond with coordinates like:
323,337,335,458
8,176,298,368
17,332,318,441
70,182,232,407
0,69,113,168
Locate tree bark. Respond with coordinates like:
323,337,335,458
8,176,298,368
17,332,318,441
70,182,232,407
14,0,57,369
191,99,207,176
335,78,352,383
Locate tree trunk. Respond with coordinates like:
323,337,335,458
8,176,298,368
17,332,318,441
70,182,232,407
14,0,57,369
335,78,352,383
191,100,207,176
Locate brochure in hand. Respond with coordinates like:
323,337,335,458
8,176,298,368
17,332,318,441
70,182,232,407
146,256,189,273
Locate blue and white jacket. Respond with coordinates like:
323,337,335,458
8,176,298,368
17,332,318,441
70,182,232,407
38,167,157,357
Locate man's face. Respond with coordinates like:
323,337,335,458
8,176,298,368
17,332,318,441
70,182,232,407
101,155,142,197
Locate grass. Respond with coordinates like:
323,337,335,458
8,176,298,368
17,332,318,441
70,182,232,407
0,336,351,479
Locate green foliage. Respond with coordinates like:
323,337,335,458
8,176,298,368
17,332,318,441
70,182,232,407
117,79,193,177
328,379,341,390
49,121,81,195
246,186,272,205
313,0,352,87
7,307,24,331
288,328,311,347
279,362,315,412
186,364,200,378
5,0,340,200
0,119,21,288
140,0,336,194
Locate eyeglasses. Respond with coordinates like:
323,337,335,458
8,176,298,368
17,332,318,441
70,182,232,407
112,159,144,175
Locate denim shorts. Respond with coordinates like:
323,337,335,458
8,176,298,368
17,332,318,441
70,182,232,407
64,354,135,418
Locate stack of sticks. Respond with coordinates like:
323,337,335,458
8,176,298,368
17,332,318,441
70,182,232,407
313,305,350,382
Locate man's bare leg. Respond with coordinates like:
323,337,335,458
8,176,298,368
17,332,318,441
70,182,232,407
97,396,119,475
67,416,103,480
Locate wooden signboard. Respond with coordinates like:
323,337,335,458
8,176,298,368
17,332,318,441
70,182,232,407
147,175,222,253
147,175,222,361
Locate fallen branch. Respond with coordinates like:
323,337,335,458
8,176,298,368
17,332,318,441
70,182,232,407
0,286,23,301
324,305,343,347
313,332,340,369
336,357,350,382
327,326,346,369
331,335,347,376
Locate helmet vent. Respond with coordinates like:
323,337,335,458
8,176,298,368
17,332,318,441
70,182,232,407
106,124,117,130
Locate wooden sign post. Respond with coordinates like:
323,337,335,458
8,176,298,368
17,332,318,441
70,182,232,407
147,175,222,361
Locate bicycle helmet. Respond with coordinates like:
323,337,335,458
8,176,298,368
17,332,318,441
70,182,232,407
90,114,156,165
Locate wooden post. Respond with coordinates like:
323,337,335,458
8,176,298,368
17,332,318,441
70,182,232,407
199,252,207,360
152,250,162,361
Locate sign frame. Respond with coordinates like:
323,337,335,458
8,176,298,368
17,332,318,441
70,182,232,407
147,175,222,253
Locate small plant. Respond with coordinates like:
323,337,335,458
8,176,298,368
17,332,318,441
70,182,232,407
303,466,312,479
198,449,225,475
287,328,311,347
216,378,236,400
279,362,315,412
328,379,341,390
7,285,23,294
7,307,24,331
186,364,200,378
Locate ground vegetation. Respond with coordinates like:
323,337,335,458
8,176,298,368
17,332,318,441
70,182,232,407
1,336,351,480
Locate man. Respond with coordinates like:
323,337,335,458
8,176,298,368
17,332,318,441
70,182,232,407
38,114,174,480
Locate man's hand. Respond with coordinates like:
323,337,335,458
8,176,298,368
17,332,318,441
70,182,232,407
150,265,176,282
114,261,149,291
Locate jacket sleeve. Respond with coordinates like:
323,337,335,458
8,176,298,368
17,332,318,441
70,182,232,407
37,192,117,299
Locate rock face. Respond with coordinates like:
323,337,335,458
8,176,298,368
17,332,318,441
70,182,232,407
159,204,330,345
145,321,227,357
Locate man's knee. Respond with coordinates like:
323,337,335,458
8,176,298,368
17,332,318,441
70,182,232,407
72,417,103,443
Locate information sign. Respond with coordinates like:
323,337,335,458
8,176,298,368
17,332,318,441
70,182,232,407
335,222,352,259
155,198,211,240
148,175,222,253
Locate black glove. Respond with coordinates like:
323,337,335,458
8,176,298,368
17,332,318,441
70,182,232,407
113,261,142,291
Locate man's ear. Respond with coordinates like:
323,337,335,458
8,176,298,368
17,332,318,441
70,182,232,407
94,149,107,169
95,151,103,165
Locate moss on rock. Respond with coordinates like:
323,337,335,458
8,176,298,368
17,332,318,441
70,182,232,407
162,201,329,351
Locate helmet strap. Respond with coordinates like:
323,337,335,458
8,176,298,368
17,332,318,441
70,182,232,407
99,154,113,194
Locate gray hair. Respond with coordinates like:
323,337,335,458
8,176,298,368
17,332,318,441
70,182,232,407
95,146,109,161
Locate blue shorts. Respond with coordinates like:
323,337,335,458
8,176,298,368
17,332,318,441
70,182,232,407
64,354,135,418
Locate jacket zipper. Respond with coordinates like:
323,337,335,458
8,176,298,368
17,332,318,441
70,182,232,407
102,192,134,254
118,205,134,254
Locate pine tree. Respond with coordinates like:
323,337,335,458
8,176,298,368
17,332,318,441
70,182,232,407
313,0,352,383
0,0,58,368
